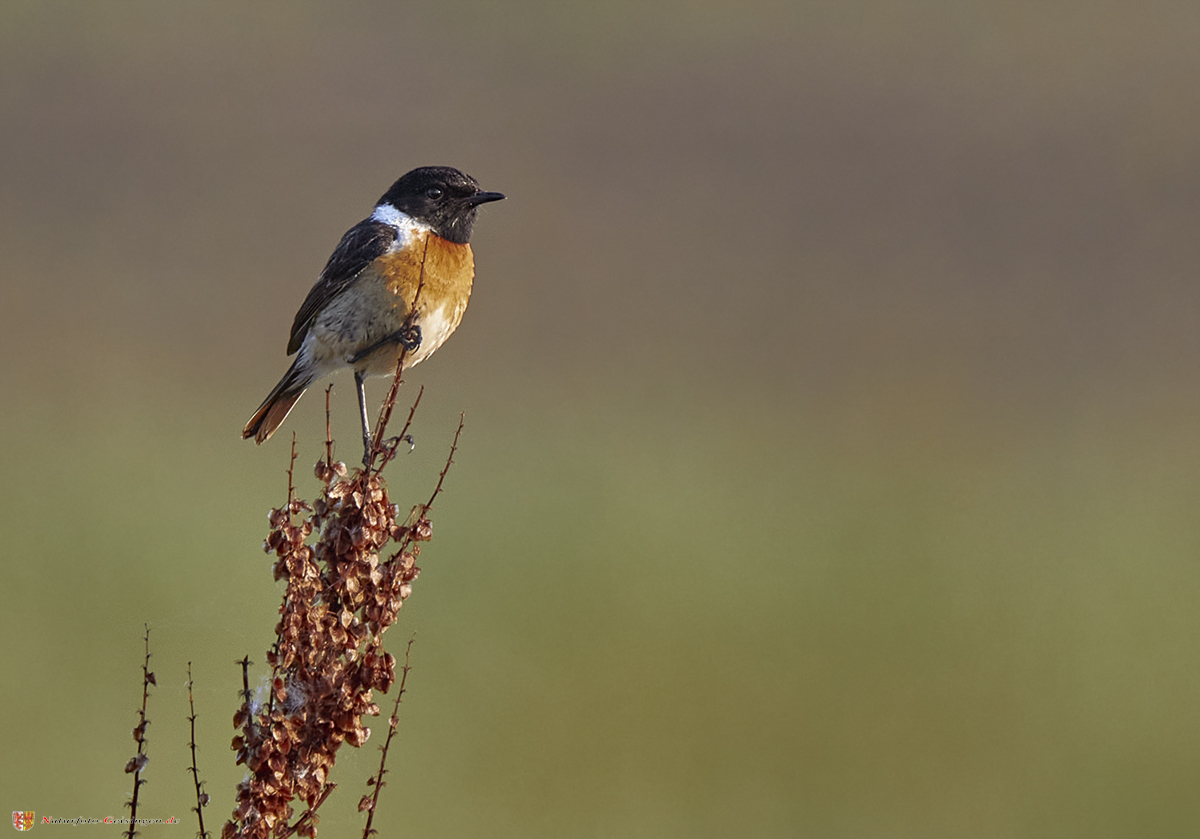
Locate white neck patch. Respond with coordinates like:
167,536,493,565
371,203,432,247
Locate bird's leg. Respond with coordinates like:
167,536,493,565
354,370,372,467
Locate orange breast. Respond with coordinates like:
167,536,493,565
375,232,475,314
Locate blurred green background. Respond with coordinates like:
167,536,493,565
2,2,1197,836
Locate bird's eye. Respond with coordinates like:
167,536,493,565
425,187,443,200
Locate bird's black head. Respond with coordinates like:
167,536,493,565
378,166,505,245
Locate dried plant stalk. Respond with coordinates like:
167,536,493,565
187,662,211,838
225,374,458,839
359,637,416,838
123,625,155,839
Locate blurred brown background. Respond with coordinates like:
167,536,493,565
1,2,1197,836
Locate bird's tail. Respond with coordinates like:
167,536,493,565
242,361,312,444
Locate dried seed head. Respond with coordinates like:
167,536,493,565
233,417,454,839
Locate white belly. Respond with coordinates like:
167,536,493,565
300,299,464,380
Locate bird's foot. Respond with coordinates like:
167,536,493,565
348,323,422,364
399,322,422,352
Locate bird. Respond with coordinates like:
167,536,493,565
242,166,505,464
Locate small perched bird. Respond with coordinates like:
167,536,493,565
243,166,505,463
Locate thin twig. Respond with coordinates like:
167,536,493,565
370,359,405,472
395,413,465,557
287,432,298,508
373,386,425,474
186,663,210,839
423,413,465,512
324,384,336,467
236,655,252,712
394,386,424,448
360,638,416,838
124,625,154,839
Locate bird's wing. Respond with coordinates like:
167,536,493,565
286,219,399,355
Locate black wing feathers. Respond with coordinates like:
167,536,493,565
286,219,398,355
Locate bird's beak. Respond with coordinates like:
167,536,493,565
468,190,506,206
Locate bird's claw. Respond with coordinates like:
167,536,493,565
383,434,416,454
